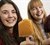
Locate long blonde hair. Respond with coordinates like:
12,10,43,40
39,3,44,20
27,0,47,43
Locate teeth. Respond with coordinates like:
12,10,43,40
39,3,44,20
8,20,13,22
7,20,14,23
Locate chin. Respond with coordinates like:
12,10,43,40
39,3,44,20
4,24,15,28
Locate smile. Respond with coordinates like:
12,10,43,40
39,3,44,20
6,19,15,23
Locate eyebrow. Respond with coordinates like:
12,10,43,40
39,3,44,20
1,9,16,12
1,10,8,12
12,10,16,11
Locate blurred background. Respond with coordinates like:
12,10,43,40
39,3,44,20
12,0,50,19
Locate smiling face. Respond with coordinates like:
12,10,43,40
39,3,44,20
29,1,45,21
30,6,44,21
0,3,17,27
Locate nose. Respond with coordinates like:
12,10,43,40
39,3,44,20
36,7,42,16
8,12,13,18
37,7,41,12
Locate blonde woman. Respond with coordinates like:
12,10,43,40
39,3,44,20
27,0,47,45
20,0,47,45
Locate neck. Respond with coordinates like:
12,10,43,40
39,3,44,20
29,16,42,24
5,27,13,35
33,19,42,25
35,20,42,24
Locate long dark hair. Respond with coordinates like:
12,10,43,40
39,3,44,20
0,0,22,45
44,15,50,33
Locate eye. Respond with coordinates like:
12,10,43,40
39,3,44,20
31,7,37,11
2,10,8,14
39,6,42,8
12,10,16,14
32,8,36,10
3,11,7,14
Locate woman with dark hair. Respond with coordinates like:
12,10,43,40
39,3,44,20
0,0,25,45
42,15,50,45
44,15,50,33
44,15,50,38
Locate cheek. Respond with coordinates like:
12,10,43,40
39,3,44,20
1,17,5,23
33,10,37,14
16,15,17,19
0,15,7,22
31,10,37,15
14,14,18,21
40,8,44,13
0,17,6,26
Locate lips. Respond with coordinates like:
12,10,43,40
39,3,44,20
36,12,42,16
36,14,41,16
6,19,15,23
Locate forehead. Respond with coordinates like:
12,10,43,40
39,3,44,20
0,3,15,11
30,1,43,9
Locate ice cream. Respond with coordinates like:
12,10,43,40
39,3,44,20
18,19,34,37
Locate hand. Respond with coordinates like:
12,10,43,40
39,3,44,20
20,35,37,45
20,38,36,45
